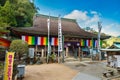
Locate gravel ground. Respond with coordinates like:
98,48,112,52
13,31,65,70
23,63,78,80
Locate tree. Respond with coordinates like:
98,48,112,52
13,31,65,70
0,0,17,28
0,0,37,28
0,0,7,6
9,40,28,60
12,0,37,27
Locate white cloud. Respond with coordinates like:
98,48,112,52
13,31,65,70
63,10,120,37
85,14,99,25
64,10,89,21
102,23,120,36
64,10,100,27
90,11,98,15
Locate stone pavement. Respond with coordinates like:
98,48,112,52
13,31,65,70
64,57,120,80
72,73,101,80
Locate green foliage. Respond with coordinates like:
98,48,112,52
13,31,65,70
0,0,6,6
0,0,37,29
0,62,4,76
0,63,4,70
0,1,17,27
102,40,109,48
12,0,37,27
9,40,28,60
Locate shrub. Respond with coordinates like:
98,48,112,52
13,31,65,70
9,39,28,60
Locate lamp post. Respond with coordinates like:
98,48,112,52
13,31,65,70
98,22,102,61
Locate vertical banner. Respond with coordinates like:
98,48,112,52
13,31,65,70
58,15,62,63
4,52,15,80
80,39,84,46
58,15,63,52
90,39,93,47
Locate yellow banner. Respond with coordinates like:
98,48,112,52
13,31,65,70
4,52,15,80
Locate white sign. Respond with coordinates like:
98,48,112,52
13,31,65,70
116,55,120,67
29,48,34,58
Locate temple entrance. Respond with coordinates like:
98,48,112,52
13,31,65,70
68,46,79,58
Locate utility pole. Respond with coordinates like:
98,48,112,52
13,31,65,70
98,22,102,61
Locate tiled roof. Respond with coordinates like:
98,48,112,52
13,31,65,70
10,14,110,39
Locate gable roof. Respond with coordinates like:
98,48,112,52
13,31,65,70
10,14,110,39
109,42,120,49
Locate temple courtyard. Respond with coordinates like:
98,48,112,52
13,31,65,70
22,58,120,80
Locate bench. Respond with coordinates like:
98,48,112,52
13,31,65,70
103,70,114,77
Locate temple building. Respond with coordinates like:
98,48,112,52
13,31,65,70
10,14,110,59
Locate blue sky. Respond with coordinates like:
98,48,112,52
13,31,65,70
34,0,120,37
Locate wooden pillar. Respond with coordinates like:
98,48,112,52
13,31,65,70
78,46,80,60
41,49,44,57
44,46,46,57
35,45,38,55
78,47,82,61
53,46,55,54
66,46,69,57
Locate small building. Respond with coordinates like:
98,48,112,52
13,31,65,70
0,32,11,61
0,37,11,48
0,31,11,48
101,42,120,67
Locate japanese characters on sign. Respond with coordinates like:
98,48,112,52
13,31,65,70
4,52,14,80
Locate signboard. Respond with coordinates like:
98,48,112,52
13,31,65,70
29,48,34,58
4,52,14,80
58,15,63,52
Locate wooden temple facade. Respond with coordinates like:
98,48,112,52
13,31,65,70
10,14,110,59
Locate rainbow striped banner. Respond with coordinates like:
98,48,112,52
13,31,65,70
22,36,102,47
80,39,102,47
95,40,98,47
80,39,85,46
90,40,93,47
86,40,90,46
51,37,58,46
22,36,58,46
